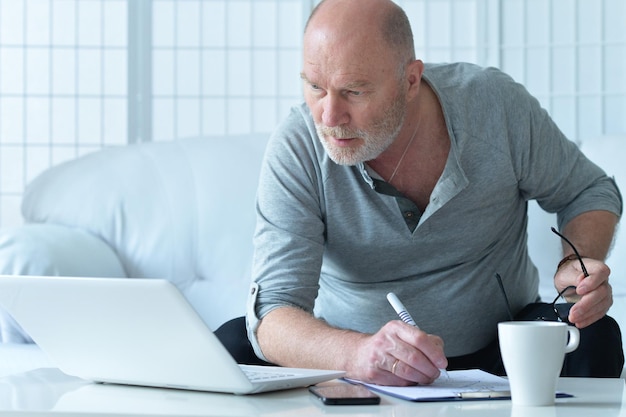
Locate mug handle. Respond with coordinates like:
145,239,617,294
565,326,580,353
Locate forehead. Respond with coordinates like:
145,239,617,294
302,28,397,87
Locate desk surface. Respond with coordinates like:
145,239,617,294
0,344,624,417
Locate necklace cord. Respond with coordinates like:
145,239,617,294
388,126,418,183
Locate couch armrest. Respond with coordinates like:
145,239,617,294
0,223,127,343
0,224,127,277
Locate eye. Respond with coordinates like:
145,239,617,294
306,83,325,95
348,90,363,96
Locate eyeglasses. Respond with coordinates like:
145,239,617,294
544,284,577,323
494,227,586,323
496,272,577,323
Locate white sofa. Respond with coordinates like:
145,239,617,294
0,133,623,351
0,134,269,342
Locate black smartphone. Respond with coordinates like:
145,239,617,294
309,384,380,405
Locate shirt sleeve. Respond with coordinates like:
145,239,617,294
499,70,622,228
246,106,327,357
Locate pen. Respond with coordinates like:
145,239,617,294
386,292,449,380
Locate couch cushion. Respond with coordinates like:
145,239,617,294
21,134,269,330
0,223,127,342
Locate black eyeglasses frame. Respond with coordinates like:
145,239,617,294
550,226,589,277
494,227,586,324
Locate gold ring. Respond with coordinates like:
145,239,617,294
391,359,400,375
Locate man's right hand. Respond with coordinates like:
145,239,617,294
348,320,448,386
256,307,447,386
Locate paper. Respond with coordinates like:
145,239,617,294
348,369,511,402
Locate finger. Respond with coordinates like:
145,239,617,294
569,284,613,327
391,323,447,381
396,323,447,369
556,259,610,295
363,354,425,387
388,358,439,385
356,327,434,386
364,321,447,385
570,298,612,328
576,271,610,296
571,288,612,321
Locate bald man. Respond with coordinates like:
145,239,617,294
234,0,623,385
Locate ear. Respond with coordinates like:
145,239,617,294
405,59,424,101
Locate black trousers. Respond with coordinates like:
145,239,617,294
214,317,271,366
448,303,624,377
215,303,624,377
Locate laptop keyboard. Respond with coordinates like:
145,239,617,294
244,369,298,381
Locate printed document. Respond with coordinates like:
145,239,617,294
348,369,512,401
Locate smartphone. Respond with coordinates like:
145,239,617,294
309,384,380,405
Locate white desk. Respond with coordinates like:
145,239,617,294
0,344,624,417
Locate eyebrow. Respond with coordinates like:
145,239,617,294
344,80,373,90
299,73,373,90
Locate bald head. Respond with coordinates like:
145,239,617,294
305,0,415,70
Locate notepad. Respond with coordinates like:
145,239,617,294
347,369,572,402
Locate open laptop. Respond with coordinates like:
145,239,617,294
0,275,344,394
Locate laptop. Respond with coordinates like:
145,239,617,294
0,275,344,394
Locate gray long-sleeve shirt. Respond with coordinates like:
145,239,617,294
246,63,622,358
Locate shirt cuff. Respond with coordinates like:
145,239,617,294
245,282,270,362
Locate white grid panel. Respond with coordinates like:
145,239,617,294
400,0,488,64
0,0,128,228
400,0,626,143
498,0,626,143
150,0,307,141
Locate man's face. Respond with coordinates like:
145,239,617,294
301,28,408,165
313,87,406,166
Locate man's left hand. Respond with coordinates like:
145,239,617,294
555,257,613,328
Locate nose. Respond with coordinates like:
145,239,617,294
320,94,349,127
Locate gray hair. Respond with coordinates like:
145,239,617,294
382,2,416,72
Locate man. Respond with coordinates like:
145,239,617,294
242,0,623,385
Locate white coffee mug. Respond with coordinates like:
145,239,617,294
498,321,580,406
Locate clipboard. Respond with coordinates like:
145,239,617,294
346,369,573,402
